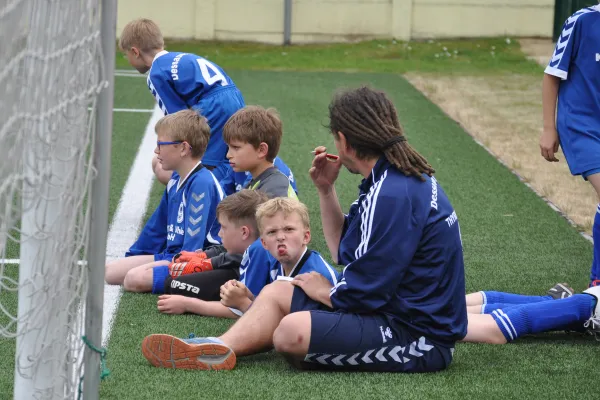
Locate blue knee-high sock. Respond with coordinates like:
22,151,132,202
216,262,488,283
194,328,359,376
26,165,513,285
482,303,519,314
490,294,595,342
590,205,600,283
482,291,552,305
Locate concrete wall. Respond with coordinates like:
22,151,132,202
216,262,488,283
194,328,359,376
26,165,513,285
116,0,554,44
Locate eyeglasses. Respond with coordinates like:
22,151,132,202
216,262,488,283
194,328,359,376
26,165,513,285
156,141,192,151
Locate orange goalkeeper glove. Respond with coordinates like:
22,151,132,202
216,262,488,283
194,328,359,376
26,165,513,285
169,258,213,278
172,250,207,263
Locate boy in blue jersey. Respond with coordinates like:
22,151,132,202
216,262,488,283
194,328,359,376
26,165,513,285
143,197,337,325
540,4,600,287
119,18,244,181
223,106,298,199
155,189,268,316
105,110,224,292
139,87,466,373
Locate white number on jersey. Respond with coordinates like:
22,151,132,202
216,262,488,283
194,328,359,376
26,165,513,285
196,58,228,87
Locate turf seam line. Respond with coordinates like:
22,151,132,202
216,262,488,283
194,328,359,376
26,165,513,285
102,105,162,347
438,112,593,244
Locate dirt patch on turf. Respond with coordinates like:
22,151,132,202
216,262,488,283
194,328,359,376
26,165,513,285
405,72,596,234
519,38,555,67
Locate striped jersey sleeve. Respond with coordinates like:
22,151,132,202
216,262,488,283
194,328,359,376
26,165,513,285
330,172,423,312
545,8,594,80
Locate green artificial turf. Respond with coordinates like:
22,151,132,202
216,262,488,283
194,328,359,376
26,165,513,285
98,71,597,400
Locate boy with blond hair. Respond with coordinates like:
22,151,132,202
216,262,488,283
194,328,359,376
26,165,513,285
105,109,224,292
120,18,244,181
224,106,297,199
144,197,339,328
156,189,269,315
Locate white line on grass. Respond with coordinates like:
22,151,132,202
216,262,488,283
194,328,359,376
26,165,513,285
113,108,154,113
114,70,146,78
102,105,162,347
86,107,154,113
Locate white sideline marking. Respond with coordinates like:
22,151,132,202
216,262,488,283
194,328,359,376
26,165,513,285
113,108,154,113
86,107,154,113
114,70,146,78
102,105,162,347
0,259,87,266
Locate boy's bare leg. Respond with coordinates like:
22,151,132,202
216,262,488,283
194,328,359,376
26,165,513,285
123,260,170,292
219,281,295,356
105,255,155,285
465,291,484,306
461,313,507,345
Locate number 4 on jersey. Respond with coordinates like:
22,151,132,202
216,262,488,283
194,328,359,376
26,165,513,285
197,58,228,87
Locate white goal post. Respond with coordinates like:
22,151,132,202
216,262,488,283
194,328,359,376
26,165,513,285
0,1,116,399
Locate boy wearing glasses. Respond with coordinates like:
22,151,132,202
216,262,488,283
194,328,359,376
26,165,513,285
105,110,225,293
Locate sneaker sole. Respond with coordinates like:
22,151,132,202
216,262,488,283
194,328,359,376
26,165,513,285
141,334,236,370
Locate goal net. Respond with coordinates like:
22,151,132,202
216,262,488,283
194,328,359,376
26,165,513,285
0,1,115,399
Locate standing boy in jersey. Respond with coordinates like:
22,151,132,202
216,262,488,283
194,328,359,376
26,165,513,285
104,110,224,291
120,18,244,181
153,197,339,321
137,87,467,373
540,4,600,286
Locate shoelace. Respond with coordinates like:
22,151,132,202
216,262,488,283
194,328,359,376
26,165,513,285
583,316,600,341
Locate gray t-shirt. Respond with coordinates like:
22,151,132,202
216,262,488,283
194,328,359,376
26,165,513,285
245,166,298,199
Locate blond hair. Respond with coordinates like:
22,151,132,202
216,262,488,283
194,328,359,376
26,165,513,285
154,110,210,158
119,18,164,52
222,106,282,162
256,198,310,234
216,189,269,236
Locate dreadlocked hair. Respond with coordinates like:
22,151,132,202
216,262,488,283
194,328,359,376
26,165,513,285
328,86,434,180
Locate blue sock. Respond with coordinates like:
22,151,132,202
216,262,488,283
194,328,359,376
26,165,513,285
482,303,518,314
151,265,170,294
590,205,600,283
482,291,552,305
490,294,595,342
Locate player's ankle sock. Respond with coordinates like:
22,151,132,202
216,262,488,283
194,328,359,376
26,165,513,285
590,205,600,284
490,295,596,342
483,291,552,305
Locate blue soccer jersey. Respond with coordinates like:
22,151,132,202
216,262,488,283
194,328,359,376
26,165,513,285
330,157,467,344
219,156,299,196
268,248,339,285
126,163,225,261
545,5,600,175
147,51,245,167
239,241,338,297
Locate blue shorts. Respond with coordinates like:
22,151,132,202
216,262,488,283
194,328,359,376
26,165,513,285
583,168,600,181
290,287,455,373
194,87,245,169
557,127,600,177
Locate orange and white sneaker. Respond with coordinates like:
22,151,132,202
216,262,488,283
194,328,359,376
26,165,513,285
169,258,213,278
141,334,236,370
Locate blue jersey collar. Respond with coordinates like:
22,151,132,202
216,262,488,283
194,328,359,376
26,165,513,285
359,157,391,193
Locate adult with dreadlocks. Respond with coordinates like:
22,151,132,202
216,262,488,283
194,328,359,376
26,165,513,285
295,86,467,372
136,86,467,373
